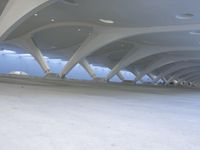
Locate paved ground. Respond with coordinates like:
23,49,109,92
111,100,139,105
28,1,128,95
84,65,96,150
0,82,199,150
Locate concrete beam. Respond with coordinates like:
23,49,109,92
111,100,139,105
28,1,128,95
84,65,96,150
59,27,131,78
180,73,200,83
107,46,200,81
179,72,200,81
0,0,57,40
189,76,200,83
134,54,200,82
153,62,200,83
9,36,51,74
168,69,200,84
58,22,200,78
103,59,126,81
80,59,96,79
117,72,125,81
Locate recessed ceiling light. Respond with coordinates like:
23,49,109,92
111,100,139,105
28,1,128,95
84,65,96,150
34,13,38,16
78,28,81,32
190,31,200,35
99,19,114,24
50,18,55,22
176,13,194,20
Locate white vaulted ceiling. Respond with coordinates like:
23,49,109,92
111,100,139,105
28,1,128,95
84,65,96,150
1,0,200,85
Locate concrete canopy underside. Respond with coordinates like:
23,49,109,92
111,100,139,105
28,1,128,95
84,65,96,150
1,0,200,87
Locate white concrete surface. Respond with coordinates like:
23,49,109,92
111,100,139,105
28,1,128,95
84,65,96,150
0,81,199,150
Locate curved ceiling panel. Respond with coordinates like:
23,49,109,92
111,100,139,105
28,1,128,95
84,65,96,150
8,0,200,38
0,0,8,16
124,51,200,74
32,26,92,58
126,31,200,47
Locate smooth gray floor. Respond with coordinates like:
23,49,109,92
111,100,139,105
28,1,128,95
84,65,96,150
0,82,199,150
